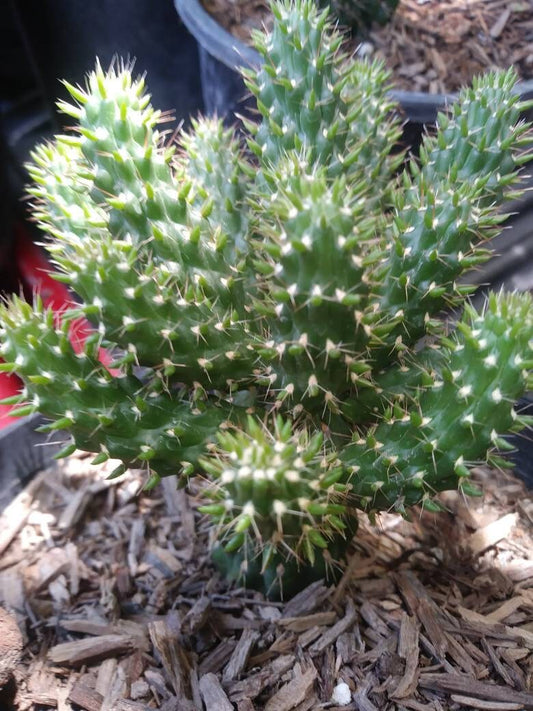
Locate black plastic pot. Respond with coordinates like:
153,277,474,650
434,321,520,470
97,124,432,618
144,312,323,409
175,0,533,124
12,0,204,132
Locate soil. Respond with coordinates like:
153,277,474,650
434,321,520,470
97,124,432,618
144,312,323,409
201,0,533,94
0,454,532,709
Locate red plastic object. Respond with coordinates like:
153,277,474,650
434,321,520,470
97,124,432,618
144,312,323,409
0,225,114,429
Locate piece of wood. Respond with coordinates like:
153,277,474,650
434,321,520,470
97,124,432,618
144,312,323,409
148,616,193,702
68,681,104,711
308,599,357,655
198,638,237,675
391,612,419,699
0,467,49,556
281,580,329,618
58,479,109,531
450,695,524,710
486,597,526,623
490,8,511,39
419,673,533,707
114,701,152,711
456,606,533,649
277,611,337,632
181,596,211,635
173,488,196,562
352,672,379,711
127,518,146,577
264,664,317,711
416,597,448,659
0,569,27,642
48,634,138,666
144,544,182,578
228,655,295,702
199,672,233,711
94,657,118,698
222,627,260,681
467,514,518,555
358,601,390,638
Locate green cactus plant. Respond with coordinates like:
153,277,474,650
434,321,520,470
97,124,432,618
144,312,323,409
1,0,532,599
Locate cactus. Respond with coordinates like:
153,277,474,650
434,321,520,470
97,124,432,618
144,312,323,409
0,0,532,598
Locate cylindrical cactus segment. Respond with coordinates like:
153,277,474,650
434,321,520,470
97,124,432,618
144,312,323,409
245,0,402,191
30,75,260,388
340,291,533,513
374,69,533,358
199,416,355,569
250,157,381,412
0,297,232,478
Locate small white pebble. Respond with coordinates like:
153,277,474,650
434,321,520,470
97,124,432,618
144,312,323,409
130,680,150,700
331,681,352,706
356,41,374,58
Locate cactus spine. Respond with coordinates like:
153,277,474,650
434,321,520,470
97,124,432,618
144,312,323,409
0,0,531,597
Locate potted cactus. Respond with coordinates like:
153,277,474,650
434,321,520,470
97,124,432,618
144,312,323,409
0,0,532,599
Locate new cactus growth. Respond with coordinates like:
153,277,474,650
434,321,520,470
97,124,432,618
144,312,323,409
1,0,532,598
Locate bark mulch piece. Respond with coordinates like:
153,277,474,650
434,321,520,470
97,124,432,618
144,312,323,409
0,453,532,709
201,0,533,94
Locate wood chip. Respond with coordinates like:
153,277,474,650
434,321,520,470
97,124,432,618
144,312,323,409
223,627,260,681
490,8,511,39
0,607,23,686
68,681,104,711
281,580,330,618
486,596,528,623
277,611,337,632
456,605,533,649
0,467,48,556
419,672,533,707
450,695,525,710
199,672,234,711
264,664,317,711
48,634,138,666
127,518,146,576
391,612,419,698
58,482,97,531
144,544,182,578
148,616,193,702
414,597,447,660
229,655,295,702
468,513,518,555
309,599,357,654
199,638,238,675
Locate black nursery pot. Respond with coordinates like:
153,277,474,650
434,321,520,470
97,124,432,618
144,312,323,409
13,0,205,132
174,0,533,124
174,0,260,120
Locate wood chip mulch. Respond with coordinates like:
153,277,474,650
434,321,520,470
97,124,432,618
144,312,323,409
0,454,532,710
202,0,533,94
